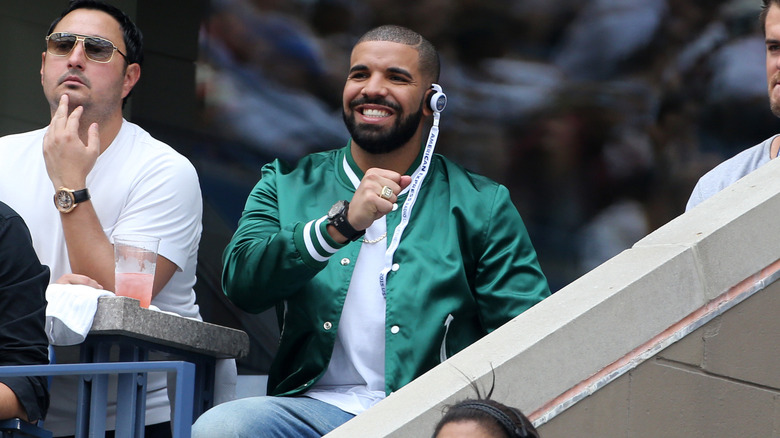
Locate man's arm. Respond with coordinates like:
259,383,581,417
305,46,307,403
42,95,179,295
0,384,28,421
474,184,551,331
223,163,322,313
58,200,178,296
0,204,51,422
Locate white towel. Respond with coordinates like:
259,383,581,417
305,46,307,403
45,283,114,346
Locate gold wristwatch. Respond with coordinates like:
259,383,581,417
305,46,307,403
54,187,90,213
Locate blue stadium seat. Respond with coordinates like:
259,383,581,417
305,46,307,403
0,361,195,438
0,418,52,438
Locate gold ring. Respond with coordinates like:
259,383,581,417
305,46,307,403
380,186,393,200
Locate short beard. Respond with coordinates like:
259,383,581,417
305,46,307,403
343,99,424,154
771,77,780,117
772,100,780,118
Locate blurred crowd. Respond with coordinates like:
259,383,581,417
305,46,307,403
196,0,780,291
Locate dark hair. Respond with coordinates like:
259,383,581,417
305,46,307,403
46,0,143,106
433,399,540,438
432,376,540,438
760,0,780,35
356,25,440,84
47,0,144,67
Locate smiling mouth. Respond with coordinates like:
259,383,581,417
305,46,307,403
362,108,391,118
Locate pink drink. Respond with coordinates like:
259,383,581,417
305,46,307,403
115,272,154,308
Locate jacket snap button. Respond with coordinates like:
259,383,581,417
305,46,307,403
340,258,350,266
390,325,400,334
391,263,400,271
323,321,332,330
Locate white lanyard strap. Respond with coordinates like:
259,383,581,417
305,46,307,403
379,112,441,298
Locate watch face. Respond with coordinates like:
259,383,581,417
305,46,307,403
328,200,346,219
56,190,74,210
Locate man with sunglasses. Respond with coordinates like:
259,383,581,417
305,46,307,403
0,1,206,436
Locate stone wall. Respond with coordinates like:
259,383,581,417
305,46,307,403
326,156,780,437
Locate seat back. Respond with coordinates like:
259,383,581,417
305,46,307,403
0,418,52,438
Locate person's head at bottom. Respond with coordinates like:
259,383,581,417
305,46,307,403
432,399,540,438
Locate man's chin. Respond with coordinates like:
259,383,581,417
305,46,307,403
58,91,87,106
49,97,84,117
772,101,780,118
354,139,396,155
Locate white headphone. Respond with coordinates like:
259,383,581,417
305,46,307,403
428,83,447,113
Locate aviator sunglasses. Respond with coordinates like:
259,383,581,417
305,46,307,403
45,32,127,63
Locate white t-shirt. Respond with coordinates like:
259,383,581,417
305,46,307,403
305,216,388,415
0,120,203,435
686,135,778,211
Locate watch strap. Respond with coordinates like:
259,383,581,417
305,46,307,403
329,201,364,242
72,188,91,204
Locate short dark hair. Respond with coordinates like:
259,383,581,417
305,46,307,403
47,0,144,67
760,0,780,35
356,25,440,84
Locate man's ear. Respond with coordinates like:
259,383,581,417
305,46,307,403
122,63,141,99
423,89,435,117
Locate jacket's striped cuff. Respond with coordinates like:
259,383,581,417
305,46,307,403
294,216,346,267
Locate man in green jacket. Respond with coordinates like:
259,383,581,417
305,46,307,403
193,24,550,437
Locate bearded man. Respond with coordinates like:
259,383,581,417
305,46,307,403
193,24,550,438
687,0,780,209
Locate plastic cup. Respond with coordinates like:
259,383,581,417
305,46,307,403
114,235,160,308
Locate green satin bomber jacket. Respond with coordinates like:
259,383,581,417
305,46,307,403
222,143,551,397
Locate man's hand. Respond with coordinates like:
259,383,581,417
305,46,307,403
347,168,412,231
43,94,100,189
55,273,104,289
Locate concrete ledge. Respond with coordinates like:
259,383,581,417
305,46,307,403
327,242,706,437
91,296,249,359
635,157,780,299
326,154,780,437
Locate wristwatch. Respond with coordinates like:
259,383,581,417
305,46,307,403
54,187,90,213
327,200,365,242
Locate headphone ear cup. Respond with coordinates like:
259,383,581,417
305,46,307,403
429,83,447,113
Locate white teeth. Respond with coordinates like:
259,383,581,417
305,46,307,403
363,109,390,118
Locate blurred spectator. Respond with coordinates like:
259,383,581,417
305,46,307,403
198,0,347,161
506,94,617,289
552,0,668,81
577,123,655,273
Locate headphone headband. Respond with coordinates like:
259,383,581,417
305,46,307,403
457,401,530,438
